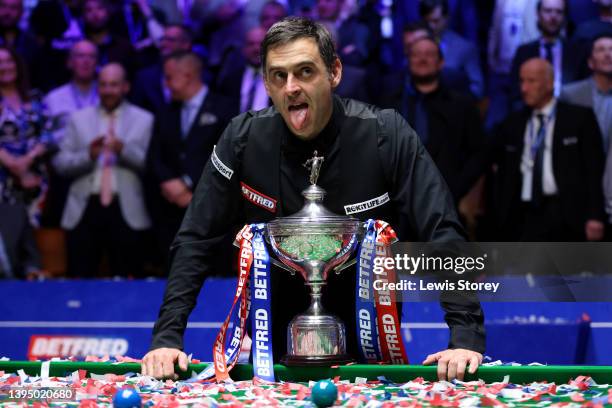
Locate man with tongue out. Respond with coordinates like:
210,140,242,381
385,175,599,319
143,16,485,382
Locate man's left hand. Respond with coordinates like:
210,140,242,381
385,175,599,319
422,348,483,381
585,220,604,241
106,137,124,154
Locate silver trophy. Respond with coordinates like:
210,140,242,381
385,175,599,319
266,151,363,366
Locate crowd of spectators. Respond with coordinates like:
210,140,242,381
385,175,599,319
0,0,610,278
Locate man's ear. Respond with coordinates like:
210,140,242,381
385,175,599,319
330,57,342,89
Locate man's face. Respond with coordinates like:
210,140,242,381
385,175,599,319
317,0,342,21
159,27,191,57
98,65,129,111
589,37,612,75
409,38,443,80
520,60,554,108
537,0,565,38
0,0,22,29
424,6,447,36
84,0,109,31
403,29,429,58
264,38,341,141
163,59,191,101
260,3,286,31
243,28,266,67
69,42,98,81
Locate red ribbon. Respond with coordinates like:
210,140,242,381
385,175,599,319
373,220,409,364
213,225,253,381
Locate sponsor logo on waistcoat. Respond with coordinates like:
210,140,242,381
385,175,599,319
240,182,277,213
212,145,234,180
344,192,390,215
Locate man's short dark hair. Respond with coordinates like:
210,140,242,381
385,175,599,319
403,20,433,35
411,35,444,60
418,0,449,18
590,33,612,55
536,0,568,17
164,50,203,75
261,16,337,75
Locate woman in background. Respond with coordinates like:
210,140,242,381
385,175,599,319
0,46,58,227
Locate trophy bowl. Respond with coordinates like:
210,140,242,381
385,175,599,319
266,183,363,366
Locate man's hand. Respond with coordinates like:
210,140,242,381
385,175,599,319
422,348,483,381
19,172,42,189
175,191,193,208
106,136,124,155
89,136,105,160
1,153,32,176
141,347,189,379
26,269,49,281
585,220,604,241
160,178,189,204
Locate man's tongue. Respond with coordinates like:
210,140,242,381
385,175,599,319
288,104,309,130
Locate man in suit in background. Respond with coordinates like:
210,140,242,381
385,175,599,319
380,36,484,204
419,0,484,99
510,0,589,107
53,63,154,277
130,24,193,114
561,34,612,154
215,26,269,114
146,51,235,262
315,0,372,67
492,58,605,241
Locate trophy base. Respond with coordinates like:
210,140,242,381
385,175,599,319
280,354,354,367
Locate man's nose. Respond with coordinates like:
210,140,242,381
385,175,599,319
285,74,301,95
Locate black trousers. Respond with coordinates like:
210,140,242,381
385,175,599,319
66,196,146,278
520,196,582,242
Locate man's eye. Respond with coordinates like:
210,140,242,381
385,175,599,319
274,72,286,81
301,67,313,77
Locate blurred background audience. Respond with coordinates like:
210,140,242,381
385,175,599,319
0,0,610,278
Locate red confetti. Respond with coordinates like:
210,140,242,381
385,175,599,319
480,396,498,406
571,393,585,402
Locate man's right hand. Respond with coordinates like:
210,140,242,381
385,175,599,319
141,347,189,379
89,136,105,160
160,178,189,204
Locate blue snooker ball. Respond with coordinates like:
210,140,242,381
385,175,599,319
311,379,338,407
113,387,142,408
